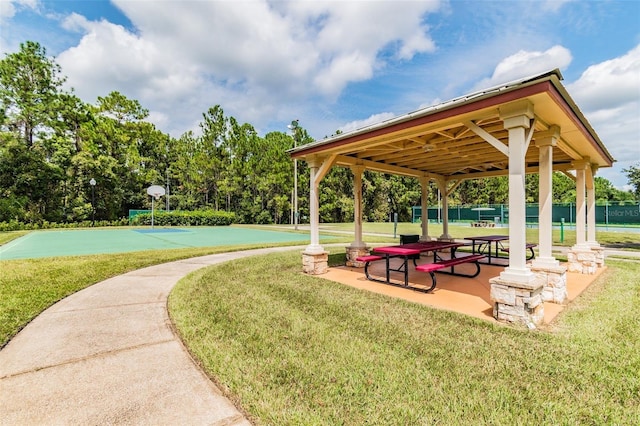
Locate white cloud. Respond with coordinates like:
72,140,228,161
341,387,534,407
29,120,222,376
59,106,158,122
50,0,442,136
475,45,573,90
0,0,38,21
313,51,375,96
540,0,575,12
338,112,397,134
568,44,640,111
568,44,640,189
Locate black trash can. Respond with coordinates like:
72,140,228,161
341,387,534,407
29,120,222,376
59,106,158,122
399,234,420,260
399,234,420,244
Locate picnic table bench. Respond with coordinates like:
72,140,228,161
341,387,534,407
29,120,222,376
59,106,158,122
355,241,484,293
415,254,485,292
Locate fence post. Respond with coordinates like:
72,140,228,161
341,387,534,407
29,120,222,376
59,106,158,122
569,202,573,226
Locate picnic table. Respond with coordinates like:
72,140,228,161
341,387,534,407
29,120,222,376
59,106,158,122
464,235,536,265
356,241,484,292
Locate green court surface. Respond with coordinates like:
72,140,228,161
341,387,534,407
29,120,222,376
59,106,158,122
0,226,312,260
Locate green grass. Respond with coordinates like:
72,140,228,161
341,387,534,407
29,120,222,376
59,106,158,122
0,242,314,348
0,230,29,245
169,249,640,425
2,224,639,423
0,224,353,347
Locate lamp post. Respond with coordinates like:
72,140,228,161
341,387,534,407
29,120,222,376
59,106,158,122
89,178,96,227
288,119,299,230
165,138,171,212
166,167,170,212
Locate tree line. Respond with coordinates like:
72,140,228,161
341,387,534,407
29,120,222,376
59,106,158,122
1,41,638,226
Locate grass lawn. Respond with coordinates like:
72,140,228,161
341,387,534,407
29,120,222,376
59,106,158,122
0,241,346,348
0,230,28,245
2,224,639,423
169,249,640,425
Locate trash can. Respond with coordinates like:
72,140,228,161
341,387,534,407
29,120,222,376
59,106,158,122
400,234,420,260
400,234,420,244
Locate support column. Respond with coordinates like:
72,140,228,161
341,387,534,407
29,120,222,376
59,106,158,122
532,127,559,268
586,165,598,246
437,178,452,241
302,158,328,274
567,160,598,274
586,164,605,267
574,160,588,249
419,177,431,241
531,126,567,303
490,101,543,327
346,165,369,267
498,101,536,284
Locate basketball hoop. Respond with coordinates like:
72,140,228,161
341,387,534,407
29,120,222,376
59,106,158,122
147,185,166,199
146,185,166,229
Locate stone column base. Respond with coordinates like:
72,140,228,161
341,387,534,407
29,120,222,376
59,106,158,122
567,247,597,274
530,263,568,304
345,246,369,267
591,246,605,267
302,250,329,275
490,276,545,327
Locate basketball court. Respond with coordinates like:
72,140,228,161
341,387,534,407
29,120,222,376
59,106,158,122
0,226,312,260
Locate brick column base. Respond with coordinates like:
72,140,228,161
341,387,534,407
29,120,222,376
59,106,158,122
302,251,329,275
490,276,545,327
345,246,369,267
567,247,597,274
530,263,568,304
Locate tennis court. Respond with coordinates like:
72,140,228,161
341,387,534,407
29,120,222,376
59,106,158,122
0,226,313,260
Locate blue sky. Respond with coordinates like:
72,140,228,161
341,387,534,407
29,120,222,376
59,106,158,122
1,0,639,189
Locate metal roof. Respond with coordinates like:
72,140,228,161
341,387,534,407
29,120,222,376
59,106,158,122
290,69,614,181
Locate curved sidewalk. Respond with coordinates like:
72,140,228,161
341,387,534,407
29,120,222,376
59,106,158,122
0,246,303,425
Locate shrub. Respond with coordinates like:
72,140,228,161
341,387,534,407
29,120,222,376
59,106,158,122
0,218,130,232
129,209,236,227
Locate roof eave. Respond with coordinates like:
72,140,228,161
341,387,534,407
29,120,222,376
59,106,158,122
289,69,565,157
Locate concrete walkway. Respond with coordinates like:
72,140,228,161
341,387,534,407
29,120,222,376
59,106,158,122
0,246,304,425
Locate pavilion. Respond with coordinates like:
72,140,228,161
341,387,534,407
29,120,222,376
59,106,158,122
289,69,614,326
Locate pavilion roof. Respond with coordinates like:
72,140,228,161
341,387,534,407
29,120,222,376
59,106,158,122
290,69,614,181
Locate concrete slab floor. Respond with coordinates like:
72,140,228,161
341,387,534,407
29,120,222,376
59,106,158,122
321,257,606,324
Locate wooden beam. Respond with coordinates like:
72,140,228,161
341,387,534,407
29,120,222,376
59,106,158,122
445,179,463,196
464,120,509,157
314,154,338,186
335,154,442,179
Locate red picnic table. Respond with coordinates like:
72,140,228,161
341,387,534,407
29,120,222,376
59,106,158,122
357,241,484,292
